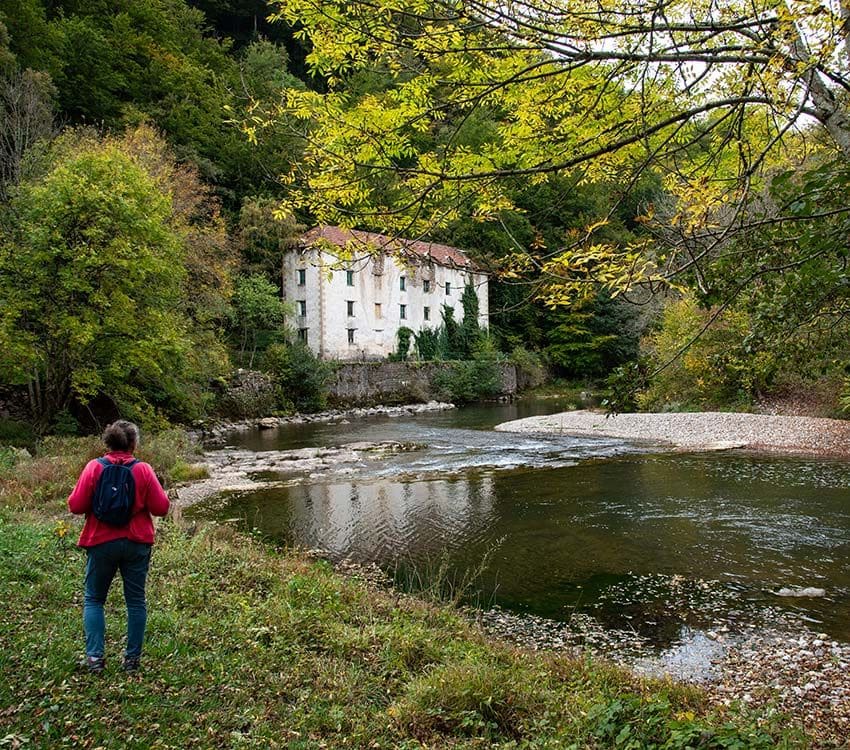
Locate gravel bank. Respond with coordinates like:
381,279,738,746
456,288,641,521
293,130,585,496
173,441,421,509
470,607,850,746
495,410,850,456
191,401,455,445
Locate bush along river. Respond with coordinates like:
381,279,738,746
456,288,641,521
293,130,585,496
184,400,850,733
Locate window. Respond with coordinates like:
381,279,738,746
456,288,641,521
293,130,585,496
347,328,355,345
423,280,430,293
399,304,407,320
374,302,382,319
297,300,307,317
347,300,355,317
346,270,354,286
400,276,406,291
297,268,306,286
445,281,451,295
297,328,308,343
424,306,430,321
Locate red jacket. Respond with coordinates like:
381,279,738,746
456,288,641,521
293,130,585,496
68,451,170,547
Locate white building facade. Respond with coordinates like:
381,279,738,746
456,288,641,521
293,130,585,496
282,226,489,360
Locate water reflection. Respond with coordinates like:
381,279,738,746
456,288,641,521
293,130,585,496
195,404,850,644
224,473,497,562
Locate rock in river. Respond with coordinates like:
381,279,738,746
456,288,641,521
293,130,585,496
773,586,827,598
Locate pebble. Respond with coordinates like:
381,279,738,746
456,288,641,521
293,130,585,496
460,574,850,747
191,401,455,444
495,409,850,457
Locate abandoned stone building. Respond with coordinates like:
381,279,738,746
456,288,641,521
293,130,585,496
282,226,489,360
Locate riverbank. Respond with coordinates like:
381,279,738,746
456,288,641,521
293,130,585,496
495,409,850,456
174,440,422,509
173,406,850,744
0,433,817,748
192,400,456,445
471,602,850,743
3,511,806,750
176,399,456,509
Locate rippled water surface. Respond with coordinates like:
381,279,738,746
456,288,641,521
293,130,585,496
191,401,850,644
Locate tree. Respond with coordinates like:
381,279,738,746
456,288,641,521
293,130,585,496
229,273,287,366
117,124,238,328
267,0,850,312
0,21,14,69
544,293,639,378
0,67,55,199
0,127,234,429
415,326,439,359
438,305,463,359
394,326,414,360
263,341,330,412
237,195,303,281
639,295,776,409
460,282,482,357
0,0,306,204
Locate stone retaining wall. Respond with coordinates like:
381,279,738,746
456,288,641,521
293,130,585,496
328,361,518,407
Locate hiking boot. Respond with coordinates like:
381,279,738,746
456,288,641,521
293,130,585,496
82,656,105,674
123,655,141,673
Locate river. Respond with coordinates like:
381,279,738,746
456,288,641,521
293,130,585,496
188,400,850,659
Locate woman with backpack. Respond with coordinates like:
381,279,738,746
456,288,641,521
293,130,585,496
67,420,170,673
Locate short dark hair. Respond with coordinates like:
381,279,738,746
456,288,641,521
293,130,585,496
102,420,140,452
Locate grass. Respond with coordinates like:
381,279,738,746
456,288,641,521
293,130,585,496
0,436,811,749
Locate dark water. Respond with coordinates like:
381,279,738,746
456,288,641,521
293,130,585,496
191,401,850,644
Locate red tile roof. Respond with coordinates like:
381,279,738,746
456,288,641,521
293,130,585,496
301,225,477,270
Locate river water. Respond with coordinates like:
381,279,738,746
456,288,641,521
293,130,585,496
190,400,850,652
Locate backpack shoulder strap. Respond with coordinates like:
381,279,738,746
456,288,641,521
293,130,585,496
96,457,111,468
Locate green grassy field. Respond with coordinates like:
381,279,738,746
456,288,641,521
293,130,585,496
0,435,807,749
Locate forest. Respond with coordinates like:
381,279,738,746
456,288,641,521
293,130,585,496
1,0,849,434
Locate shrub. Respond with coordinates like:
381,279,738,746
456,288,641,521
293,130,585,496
264,342,331,413
392,327,414,361
438,305,464,360
432,340,504,404
640,296,776,410
510,346,547,389
0,428,202,514
0,418,36,448
415,327,440,360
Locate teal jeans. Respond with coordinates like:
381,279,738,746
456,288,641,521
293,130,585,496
83,538,152,659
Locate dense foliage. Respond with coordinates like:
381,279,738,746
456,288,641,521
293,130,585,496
2,0,850,426
264,341,331,413
0,128,232,430
259,0,850,412
0,0,305,203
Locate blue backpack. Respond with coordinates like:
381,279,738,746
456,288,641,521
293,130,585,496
92,458,139,526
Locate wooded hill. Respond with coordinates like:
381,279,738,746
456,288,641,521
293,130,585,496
1,0,848,433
